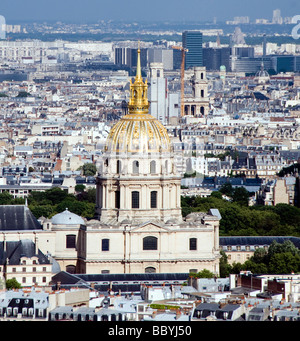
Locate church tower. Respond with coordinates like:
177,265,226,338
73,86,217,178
184,66,209,120
96,46,182,224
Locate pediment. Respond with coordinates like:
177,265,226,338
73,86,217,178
131,221,170,233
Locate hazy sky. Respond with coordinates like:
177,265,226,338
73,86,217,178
0,0,299,23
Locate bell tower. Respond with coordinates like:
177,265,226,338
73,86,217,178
184,66,209,120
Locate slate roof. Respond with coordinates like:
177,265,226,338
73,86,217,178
0,239,50,265
0,205,42,231
51,271,190,292
219,236,300,248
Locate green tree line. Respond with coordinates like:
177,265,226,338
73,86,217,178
220,240,300,277
0,187,96,219
181,183,300,237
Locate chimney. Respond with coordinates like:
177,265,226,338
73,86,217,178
35,235,39,255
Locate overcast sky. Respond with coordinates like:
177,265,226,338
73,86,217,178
0,0,299,23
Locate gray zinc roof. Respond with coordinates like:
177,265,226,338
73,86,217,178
0,205,42,231
0,239,50,265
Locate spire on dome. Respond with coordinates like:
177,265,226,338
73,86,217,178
128,41,149,115
135,40,142,81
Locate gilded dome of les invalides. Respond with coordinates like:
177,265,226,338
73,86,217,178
105,47,171,155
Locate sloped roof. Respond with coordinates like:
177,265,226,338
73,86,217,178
0,205,42,231
220,236,300,248
0,239,50,265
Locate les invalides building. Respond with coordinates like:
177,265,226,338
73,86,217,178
0,47,221,283
80,47,221,275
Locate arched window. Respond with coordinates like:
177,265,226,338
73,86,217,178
150,191,157,208
66,234,76,249
150,160,156,174
132,191,140,208
133,160,139,174
145,266,156,273
143,236,158,250
201,89,204,98
66,265,76,274
102,239,110,251
189,238,197,250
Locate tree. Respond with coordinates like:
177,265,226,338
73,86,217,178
232,187,249,206
273,204,300,229
44,187,70,205
82,163,97,176
29,204,55,219
219,250,231,278
229,262,244,274
268,252,300,274
219,183,233,197
0,192,14,205
252,247,267,264
231,240,300,275
190,269,215,278
75,184,86,192
16,91,31,98
210,191,223,199
242,260,268,274
6,278,21,290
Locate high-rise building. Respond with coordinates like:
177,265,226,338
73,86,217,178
173,48,182,70
147,48,173,70
203,47,231,71
272,9,283,24
148,62,168,124
0,15,5,40
114,47,147,74
230,27,245,45
182,31,203,70
271,55,300,73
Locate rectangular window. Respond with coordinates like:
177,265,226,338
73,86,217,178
102,239,110,252
66,235,76,249
132,191,139,209
133,161,139,174
143,236,157,250
115,190,120,209
150,191,157,208
189,238,197,250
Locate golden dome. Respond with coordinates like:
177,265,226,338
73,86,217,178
105,46,171,154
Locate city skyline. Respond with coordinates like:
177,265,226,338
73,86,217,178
0,0,299,23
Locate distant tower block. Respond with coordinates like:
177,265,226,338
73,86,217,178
184,66,209,119
148,62,167,124
0,15,6,40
